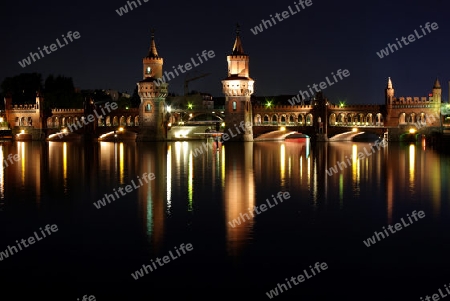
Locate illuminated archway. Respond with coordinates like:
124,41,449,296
289,114,296,125
306,114,313,126
272,115,278,125
119,116,126,126
329,113,336,126
399,113,406,125
254,114,262,125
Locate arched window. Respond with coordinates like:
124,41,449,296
306,114,313,126
145,103,152,112
232,101,237,111
329,113,336,126
289,115,295,125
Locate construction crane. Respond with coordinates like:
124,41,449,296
184,72,211,96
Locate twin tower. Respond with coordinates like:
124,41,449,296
137,28,253,141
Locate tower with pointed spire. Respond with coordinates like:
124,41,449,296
385,77,395,105
137,30,169,141
432,77,441,103
222,24,254,141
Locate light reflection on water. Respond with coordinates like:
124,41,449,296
0,139,449,256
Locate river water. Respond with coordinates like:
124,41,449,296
0,139,449,300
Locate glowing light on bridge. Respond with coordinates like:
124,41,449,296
99,131,115,139
409,128,416,134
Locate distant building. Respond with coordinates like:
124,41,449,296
104,89,119,101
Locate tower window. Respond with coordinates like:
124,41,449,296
146,67,151,74
232,101,237,111
145,104,152,112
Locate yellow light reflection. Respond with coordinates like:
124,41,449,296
166,145,172,214
307,156,311,184
182,141,188,160
188,150,193,211
63,142,67,191
20,142,25,183
288,157,291,178
409,144,415,186
119,142,124,184
175,141,181,165
339,173,344,208
221,145,225,188
352,144,360,188
280,143,285,186
299,155,302,181
0,146,4,200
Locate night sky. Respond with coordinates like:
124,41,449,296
1,0,449,104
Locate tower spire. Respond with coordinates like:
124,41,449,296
147,29,159,58
387,77,393,89
433,77,441,89
232,23,245,55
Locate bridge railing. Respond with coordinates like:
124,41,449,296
329,122,384,126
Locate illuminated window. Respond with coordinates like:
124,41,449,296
232,101,237,111
146,67,151,74
145,104,152,112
